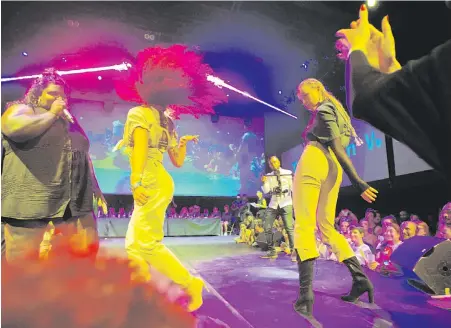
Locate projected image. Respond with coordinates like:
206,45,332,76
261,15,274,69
282,120,388,187
71,101,265,196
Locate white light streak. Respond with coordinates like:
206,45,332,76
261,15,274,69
1,62,131,82
207,75,298,119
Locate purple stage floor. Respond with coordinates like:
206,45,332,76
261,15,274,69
100,236,451,328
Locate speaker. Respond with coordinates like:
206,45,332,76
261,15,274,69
390,236,451,295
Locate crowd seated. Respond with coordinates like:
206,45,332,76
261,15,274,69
232,200,451,280
96,196,451,273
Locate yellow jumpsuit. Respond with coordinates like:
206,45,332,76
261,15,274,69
293,103,355,262
119,106,195,287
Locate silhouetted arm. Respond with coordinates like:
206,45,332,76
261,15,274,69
346,40,451,175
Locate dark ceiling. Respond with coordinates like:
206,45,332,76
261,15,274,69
2,1,450,118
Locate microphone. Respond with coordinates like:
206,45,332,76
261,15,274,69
62,109,75,124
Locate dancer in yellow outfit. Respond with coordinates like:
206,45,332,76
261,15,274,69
292,78,378,320
115,45,227,312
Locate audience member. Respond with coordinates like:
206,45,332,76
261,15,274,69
400,221,417,241
399,210,410,223
350,226,375,266
359,218,378,248
437,223,451,240
371,224,403,273
409,214,421,222
221,205,232,236
439,203,451,225
210,207,221,219
179,207,189,219
339,217,351,241
416,221,430,236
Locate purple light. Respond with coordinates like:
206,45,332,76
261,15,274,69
98,76,102,80
22,52,28,57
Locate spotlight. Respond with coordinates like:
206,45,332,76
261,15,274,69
22,52,28,57
278,90,282,95
366,0,378,8
98,76,102,80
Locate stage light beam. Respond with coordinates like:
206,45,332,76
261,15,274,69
367,0,378,8
206,75,298,119
1,62,131,82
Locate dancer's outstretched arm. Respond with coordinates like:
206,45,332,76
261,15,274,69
168,135,198,168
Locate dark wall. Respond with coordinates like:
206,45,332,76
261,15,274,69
337,170,447,232
263,107,309,171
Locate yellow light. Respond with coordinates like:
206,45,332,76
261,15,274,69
367,0,378,8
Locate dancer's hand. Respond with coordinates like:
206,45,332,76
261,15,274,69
335,5,400,73
97,196,108,215
180,135,199,146
95,191,108,214
361,186,378,203
133,186,150,206
261,176,267,183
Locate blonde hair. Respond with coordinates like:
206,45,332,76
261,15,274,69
298,78,361,144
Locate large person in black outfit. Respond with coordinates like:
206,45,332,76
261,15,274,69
336,4,451,196
1,69,106,261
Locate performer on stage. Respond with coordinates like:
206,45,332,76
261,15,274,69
1,68,106,261
114,45,226,312
293,78,378,319
260,156,297,262
336,4,451,196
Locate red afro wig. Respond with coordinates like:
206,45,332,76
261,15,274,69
115,45,227,119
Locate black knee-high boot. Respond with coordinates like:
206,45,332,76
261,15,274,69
341,256,374,303
293,256,316,318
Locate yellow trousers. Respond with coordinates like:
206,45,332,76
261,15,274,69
125,158,194,287
293,142,354,262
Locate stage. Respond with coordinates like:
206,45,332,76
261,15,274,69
100,236,451,328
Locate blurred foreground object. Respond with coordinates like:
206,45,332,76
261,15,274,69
2,234,196,328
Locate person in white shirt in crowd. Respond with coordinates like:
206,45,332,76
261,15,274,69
349,226,375,267
260,156,297,262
